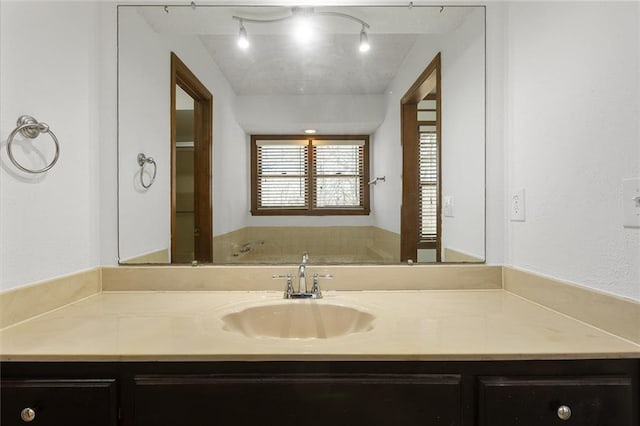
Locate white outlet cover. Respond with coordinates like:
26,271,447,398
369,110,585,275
623,178,640,228
443,195,454,217
510,188,526,221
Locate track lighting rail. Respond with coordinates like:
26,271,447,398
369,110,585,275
231,8,370,29
232,7,371,51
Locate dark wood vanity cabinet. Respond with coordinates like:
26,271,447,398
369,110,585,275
478,376,634,426
1,360,637,426
1,379,117,426
133,374,462,426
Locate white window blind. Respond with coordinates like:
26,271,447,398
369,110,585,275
256,140,308,209
419,131,437,241
312,140,364,209
253,138,368,213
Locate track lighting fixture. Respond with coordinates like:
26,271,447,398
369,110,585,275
232,8,371,53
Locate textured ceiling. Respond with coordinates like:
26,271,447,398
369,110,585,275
136,5,475,96
199,33,418,95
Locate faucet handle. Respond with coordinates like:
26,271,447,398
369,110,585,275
311,273,332,295
314,273,333,280
273,274,294,298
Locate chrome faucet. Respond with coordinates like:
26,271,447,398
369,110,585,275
273,252,332,299
298,251,309,294
274,273,332,299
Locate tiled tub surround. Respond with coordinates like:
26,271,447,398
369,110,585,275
0,265,638,361
122,249,170,264
212,226,401,264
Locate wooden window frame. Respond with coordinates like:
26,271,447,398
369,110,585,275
251,135,370,216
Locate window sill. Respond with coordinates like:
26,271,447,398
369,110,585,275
250,208,371,216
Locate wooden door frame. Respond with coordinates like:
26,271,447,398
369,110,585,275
400,52,441,263
170,52,213,263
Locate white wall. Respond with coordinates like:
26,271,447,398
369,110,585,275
117,7,247,261
440,7,485,259
235,94,386,135
503,2,640,301
372,8,485,261
97,3,119,267
118,8,171,261
0,1,102,291
484,3,505,266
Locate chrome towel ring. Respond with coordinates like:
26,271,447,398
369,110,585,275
7,115,60,174
137,153,157,189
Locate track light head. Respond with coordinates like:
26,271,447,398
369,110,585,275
359,26,370,53
237,21,249,49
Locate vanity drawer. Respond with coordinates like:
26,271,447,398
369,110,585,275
478,376,633,426
133,373,462,426
0,379,117,426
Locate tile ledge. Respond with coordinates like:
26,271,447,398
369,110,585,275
0,266,101,296
0,292,101,332
503,265,640,304
503,266,640,344
0,268,101,329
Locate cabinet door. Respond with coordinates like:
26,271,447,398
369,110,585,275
478,376,633,426
1,379,117,426
134,373,462,426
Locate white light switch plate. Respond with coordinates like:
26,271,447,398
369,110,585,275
510,188,525,221
443,196,454,217
623,178,640,228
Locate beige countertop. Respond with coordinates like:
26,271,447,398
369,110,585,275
1,289,638,361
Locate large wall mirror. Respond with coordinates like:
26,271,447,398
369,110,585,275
118,5,485,265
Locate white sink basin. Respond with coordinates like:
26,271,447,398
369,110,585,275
221,301,375,339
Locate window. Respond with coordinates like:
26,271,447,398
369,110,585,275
418,105,438,244
251,136,370,215
418,126,438,242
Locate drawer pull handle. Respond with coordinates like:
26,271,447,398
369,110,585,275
20,408,36,422
557,405,572,421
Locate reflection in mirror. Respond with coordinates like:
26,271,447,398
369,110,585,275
170,53,213,264
401,53,443,263
117,5,485,265
174,85,196,263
